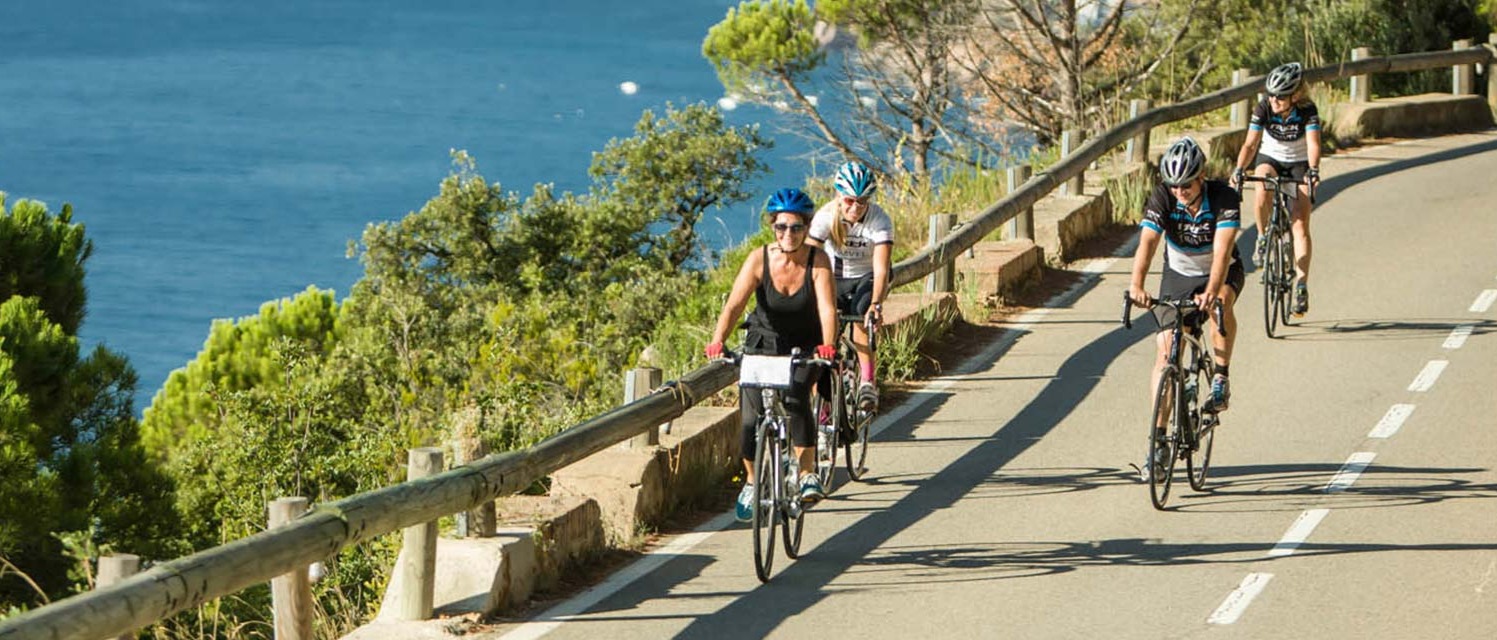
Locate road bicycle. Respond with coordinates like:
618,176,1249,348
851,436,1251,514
828,312,878,482
721,348,832,582
1123,294,1225,510
1241,174,1310,338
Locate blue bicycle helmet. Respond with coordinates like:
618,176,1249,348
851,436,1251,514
833,162,877,198
764,187,815,215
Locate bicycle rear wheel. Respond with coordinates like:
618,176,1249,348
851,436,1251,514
1186,362,1216,491
1148,369,1178,510
1278,231,1296,326
751,423,779,582
782,452,804,559
815,373,840,489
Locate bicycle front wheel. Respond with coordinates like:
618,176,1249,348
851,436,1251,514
1148,369,1179,510
751,422,779,582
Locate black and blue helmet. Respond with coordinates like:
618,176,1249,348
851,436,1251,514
764,187,816,215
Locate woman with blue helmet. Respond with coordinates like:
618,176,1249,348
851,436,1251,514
807,161,894,412
707,187,838,520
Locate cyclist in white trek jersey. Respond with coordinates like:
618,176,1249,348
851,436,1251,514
807,162,893,412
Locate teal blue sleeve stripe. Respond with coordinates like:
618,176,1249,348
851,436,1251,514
1219,221,1241,228
1142,221,1163,233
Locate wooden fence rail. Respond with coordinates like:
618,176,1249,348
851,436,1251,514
1,42,1491,640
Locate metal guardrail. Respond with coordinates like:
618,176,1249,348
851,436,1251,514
2,43,1492,640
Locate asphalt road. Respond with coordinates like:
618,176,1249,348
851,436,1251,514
485,131,1497,640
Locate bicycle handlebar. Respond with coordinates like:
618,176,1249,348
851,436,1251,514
1122,293,1226,336
1239,173,1317,200
712,349,835,369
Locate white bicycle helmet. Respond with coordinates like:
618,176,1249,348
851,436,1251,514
833,162,877,198
1264,62,1304,97
1160,137,1206,186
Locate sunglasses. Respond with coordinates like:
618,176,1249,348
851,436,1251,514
1268,94,1292,102
772,222,807,233
1168,182,1198,192
841,195,869,207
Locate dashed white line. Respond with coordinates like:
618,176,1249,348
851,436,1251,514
1268,509,1330,557
1208,573,1275,625
1407,360,1448,392
1471,289,1497,313
1368,404,1416,439
1443,324,1475,349
1325,452,1377,493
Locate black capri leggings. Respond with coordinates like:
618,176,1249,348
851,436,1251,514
739,361,821,461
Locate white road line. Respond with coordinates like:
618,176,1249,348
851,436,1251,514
1407,360,1448,392
1471,289,1497,313
1268,509,1330,557
499,515,733,640
1208,573,1275,625
1368,404,1416,439
1325,452,1377,493
1443,324,1475,349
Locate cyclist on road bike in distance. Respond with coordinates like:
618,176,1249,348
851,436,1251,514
1230,61,1322,316
706,187,839,522
806,161,893,414
1129,137,1244,424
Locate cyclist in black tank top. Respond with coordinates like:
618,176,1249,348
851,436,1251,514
744,244,823,354
706,188,837,520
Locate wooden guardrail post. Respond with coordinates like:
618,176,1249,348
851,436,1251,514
451,438,496,538
95,555,140,640
1060,130,1085,196
395,448,443,621
925,214,957,293
1489,34,1497,114
268,498,312,640
1230,69,1252,127
1453,39,1475,95
1005,165,1035,241
626,367,664,447
1350,47,1372,102
1126,99,1151,163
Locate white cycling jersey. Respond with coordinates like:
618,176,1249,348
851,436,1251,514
808,201,894,279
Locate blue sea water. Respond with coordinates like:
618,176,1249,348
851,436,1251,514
0,1,815,409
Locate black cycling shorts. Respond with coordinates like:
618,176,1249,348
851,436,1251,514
836,273,875,317
1253,154,1311,181
1153,261,1244,331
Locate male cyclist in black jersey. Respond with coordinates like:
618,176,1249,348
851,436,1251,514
1230,62,1322,316
1129,137,1244,433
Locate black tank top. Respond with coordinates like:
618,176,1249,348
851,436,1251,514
744,245,822,355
